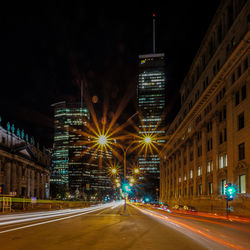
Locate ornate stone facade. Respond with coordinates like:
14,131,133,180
0,123,50,199
160,0,250,215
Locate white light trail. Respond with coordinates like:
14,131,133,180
0,202,119,234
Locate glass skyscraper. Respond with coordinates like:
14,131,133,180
51,101,112,200
50,102,90,186
137,53,166,198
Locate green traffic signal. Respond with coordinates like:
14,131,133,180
122,183,131,192
225,183,237,201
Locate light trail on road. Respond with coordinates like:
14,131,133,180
132,205,249,250
155,209,250,234
0,201,123,234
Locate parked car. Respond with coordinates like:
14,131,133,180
183,205,197,212
172,204,186,211
160,202,168,208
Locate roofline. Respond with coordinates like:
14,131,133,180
139,53,165,59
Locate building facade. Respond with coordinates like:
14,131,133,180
160,0,250,215
137,53,166,198
0,119,50,199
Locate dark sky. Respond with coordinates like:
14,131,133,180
0,1,220,147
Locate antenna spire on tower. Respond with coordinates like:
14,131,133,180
153,13,156,53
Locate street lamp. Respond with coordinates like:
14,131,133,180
129,177,135,184
144,136,152,144
133,168,140,174
111,168,117,175
98,134,107,146
119,135,154,213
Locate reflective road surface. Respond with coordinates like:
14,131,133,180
0,201,249,250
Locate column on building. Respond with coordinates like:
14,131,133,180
186,140,190,198
36,172,40,198
41,174,45,199
16,164,22,196
173,156,176,200
201,125,207,196
163,160,167,201
193,135,198,197
160,160,164,201
31,169,35,197
159,161,162,200
27,168,31,198
4,162,11,194
11,162,17,193
167,160,170,200
176,151,180,200
173,155,176,199
163,163,166,201
180,146,184,198
169,158,172,199
169,155,173,200
212,115,219,196
226,94,234,183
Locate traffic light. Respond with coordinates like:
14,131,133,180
122,183,131,192
225,183,237,201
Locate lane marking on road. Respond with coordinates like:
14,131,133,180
0,206,109,234
96,209,107,215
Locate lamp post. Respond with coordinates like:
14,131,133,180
120,135,153,214
119,142,136,214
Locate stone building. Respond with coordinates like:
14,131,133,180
0,119,50,199
160,0,250,215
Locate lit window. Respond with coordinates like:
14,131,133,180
224,154,227,168
239,175,246,193
198,166,202,176
221,179,226,195
219,155,224,169
190,169,193,179
207,161,211,173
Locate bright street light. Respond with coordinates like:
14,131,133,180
133,168,140,174
130,177,135,183
98,134,107,146
144,136,152,144
111,168,117,175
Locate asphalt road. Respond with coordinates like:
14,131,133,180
0,201,249,250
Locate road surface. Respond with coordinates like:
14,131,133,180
0,201,249,250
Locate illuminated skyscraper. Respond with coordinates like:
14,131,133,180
137,53,166,198
50,102,90,187
51,101,112,199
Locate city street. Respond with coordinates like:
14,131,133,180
0,201,249,250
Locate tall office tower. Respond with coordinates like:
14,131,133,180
50,101,89,187
137,53,166,199
51,101,113,200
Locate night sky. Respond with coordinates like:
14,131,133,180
0,1,219,148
